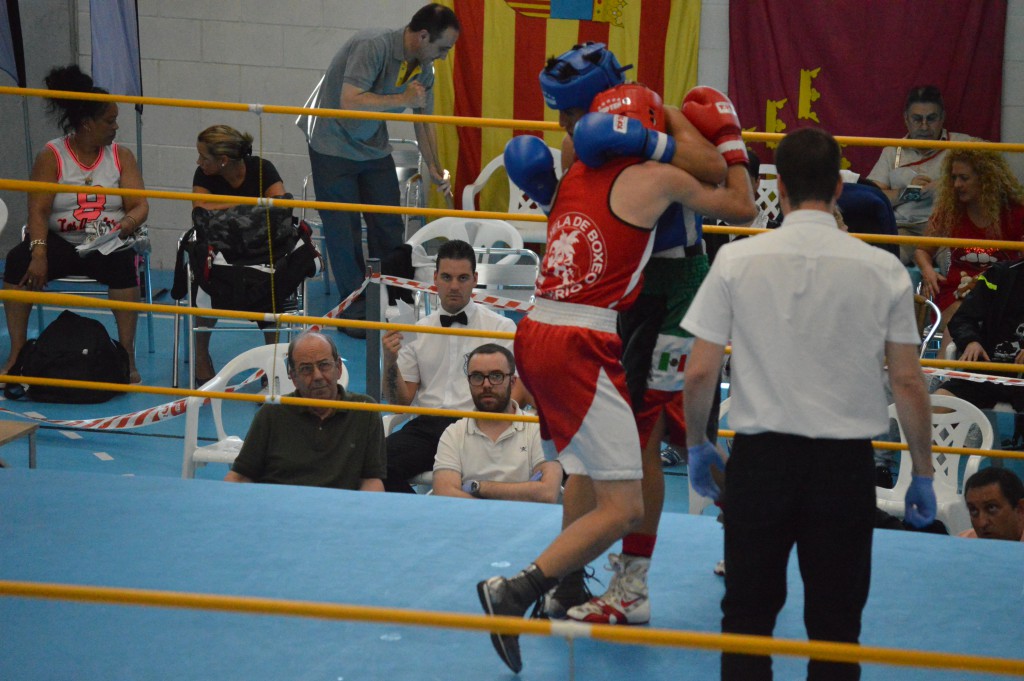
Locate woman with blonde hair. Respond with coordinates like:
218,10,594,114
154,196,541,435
191,124,286,382
193,124,284,209
914,145,1024,349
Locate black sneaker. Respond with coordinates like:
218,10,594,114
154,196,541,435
531,568,594,620
477,576,533,673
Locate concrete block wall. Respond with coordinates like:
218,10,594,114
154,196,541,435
1004,1,1024,182
74,0,426,269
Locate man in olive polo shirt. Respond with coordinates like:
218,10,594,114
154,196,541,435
225,332,386,490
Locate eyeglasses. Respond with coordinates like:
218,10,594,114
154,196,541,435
294,360,337,377
467,371,513,386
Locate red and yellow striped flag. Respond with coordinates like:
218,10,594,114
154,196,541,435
433,0,701,213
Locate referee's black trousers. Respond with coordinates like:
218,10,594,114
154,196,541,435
720,432,876,681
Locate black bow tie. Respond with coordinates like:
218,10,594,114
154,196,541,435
440,311,468,328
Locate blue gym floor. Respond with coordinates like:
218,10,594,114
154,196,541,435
1,272,1022,680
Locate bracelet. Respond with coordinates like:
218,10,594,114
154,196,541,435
121,214,138,228
28,239,47,252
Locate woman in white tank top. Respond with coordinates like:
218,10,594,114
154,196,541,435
1,64,149,384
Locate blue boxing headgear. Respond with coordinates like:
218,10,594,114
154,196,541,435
539,42,631,111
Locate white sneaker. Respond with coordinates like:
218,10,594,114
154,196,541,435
566,553,650,625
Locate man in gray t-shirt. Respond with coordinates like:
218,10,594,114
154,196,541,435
308,3,459,335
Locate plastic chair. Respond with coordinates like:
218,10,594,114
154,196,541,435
689,397,730,515
915,294,942,357
460,146,562,244
405,217,527,315
473,249,540,305
8,222,156,354
407,217,524,257
181,343,349,478
754,163,782,223
875,393,992,535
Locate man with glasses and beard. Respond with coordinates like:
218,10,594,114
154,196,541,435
432,344,561,503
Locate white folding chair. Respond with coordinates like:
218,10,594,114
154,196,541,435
876,393,993,535
473,250,540,306
181,343,349,478
754,163,782,223
460,147,562,244
915,294,942,357
404,217,527,316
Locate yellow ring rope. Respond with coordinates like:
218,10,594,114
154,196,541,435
4,86,1024,153
0,580,1020,676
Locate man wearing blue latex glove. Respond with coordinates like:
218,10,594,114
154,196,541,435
686,441,724,501
905,474,938,527
682,127,934,681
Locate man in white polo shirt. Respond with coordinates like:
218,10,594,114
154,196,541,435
682,127,937,681
432,343,561,503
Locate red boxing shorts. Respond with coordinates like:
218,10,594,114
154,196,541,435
515,299,642,480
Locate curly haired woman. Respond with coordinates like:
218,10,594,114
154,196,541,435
914,146,1024,352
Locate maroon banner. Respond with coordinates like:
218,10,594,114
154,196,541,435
728,0,1006,175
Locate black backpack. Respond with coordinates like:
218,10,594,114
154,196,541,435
4,310,130,403
170,200,320,313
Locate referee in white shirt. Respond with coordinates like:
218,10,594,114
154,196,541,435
681,127,936,681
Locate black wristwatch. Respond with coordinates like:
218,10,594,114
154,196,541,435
468,480,482,498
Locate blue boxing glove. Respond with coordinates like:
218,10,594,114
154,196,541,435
572,112,677,168
904,475,937,528
686,441,722,501
504,135,558,214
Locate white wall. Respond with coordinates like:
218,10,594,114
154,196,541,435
1003,1,1024,182
1,0,1022,268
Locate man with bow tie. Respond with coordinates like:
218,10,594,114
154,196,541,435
381,239,524,492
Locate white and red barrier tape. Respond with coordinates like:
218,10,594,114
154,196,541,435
310,274,534,331
0,370,266,431
921,366,1024,387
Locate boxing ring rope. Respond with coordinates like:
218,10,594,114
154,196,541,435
1,87,1023,676
0,88,1020,439
2,290,1024,462
0,580,1021,677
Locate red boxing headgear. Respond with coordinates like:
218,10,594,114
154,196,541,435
589,83,665,133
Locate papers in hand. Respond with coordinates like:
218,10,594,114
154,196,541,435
75,228,129,255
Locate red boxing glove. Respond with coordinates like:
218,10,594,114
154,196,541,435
682,86,749,167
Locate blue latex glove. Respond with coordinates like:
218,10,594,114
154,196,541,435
904,475,937,528
687,441,722,501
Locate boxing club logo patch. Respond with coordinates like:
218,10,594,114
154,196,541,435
544,211,607,299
